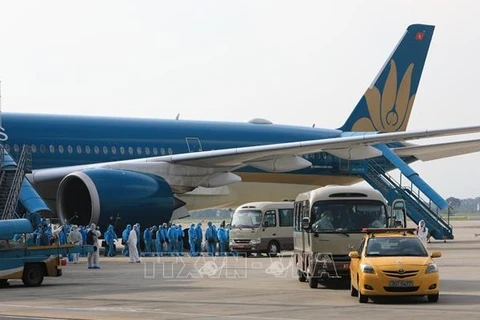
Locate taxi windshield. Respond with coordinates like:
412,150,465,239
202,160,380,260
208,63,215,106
231,210,262,229
365,237,428,257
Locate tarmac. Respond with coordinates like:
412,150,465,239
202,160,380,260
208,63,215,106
1,220,479,320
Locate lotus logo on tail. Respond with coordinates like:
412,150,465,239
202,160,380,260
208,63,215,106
352,60,415,133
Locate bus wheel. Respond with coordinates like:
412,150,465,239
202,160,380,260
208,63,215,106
267,241,280,257
309,276,318,289
297,270,306,282
22,264,44,287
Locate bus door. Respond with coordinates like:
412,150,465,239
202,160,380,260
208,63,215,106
262,210,278,240
391,199,407,228
301,201,310,253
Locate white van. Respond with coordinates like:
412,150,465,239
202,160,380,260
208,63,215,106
229,201,294,257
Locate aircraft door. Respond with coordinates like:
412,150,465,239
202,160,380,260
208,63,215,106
391,199,407,228
185,137,203,152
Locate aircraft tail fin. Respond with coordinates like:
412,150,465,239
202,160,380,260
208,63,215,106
338,24,435,133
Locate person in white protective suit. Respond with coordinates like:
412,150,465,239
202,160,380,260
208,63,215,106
68,225,83,263
87,223,101,269
416,220,429,248
128,224,141,263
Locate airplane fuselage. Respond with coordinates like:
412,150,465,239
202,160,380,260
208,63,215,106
2,112,366,212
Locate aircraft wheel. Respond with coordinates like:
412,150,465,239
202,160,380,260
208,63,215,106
22,264,44,287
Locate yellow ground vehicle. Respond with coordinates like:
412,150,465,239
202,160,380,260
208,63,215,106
349,228,441,303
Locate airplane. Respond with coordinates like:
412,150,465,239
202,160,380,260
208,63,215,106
3,23,480,232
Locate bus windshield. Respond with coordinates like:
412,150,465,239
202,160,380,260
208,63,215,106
311,200,386,232
231,210,262,229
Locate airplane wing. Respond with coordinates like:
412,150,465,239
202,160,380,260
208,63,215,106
30,125,480,191
393,138,480,161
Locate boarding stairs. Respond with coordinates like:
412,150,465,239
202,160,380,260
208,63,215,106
0,144,32,220
361,158,453,240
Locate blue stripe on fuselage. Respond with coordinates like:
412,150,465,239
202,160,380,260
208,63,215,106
2,113,342,170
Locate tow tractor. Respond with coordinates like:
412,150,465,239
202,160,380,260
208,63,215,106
0,218,93,287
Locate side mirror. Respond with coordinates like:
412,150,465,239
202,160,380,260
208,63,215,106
430,251,442,258
301,217,310,230
349,251,360,259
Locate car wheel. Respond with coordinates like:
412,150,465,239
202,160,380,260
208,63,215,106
22,264,44,287
427,293,439,303
358,279,368,303
298,270,307,282
358,291,368,303
267,241,279,257
350,281,358,297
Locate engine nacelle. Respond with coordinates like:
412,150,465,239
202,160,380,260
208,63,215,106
57,169,183,230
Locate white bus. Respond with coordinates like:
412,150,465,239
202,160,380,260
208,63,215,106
294,185,406,288
229,201,294,257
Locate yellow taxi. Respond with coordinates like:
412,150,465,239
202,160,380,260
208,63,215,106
349,228,441,303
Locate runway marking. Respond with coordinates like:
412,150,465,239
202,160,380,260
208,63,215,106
0,304,303,320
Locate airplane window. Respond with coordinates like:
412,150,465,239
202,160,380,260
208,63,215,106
59,145,64,154
77,146,82,154
5,144,10,152
120,146,125,155
111,146,116,155
168,148,173,155
49,145,55,153
128,147,133,155
103,146,108,154
145,147,150,155
85,146,90,154
31,145,36,153
14,144,20,153
153,147,158,155
160,148,165,155
67,145,73,154
136,147,142,155
40,144,46,153
94,146,99,154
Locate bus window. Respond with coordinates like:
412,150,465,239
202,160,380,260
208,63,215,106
263,210,277,227
311,201,387,232
231,210,262,229
279,209,293,227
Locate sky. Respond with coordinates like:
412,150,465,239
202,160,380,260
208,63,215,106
0,0,479,199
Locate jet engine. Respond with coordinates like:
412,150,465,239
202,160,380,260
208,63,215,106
56,169,185,229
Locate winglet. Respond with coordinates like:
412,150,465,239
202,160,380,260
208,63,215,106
338,24,435,133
